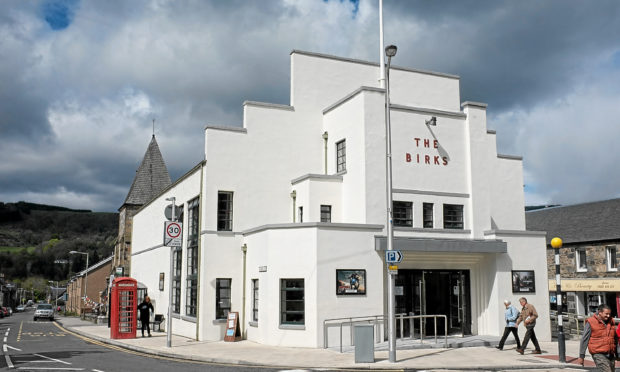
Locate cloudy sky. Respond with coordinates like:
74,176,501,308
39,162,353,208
1,0,619,212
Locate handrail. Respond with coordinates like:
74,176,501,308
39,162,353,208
323,313,448,352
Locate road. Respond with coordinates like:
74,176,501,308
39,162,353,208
0,309,297,372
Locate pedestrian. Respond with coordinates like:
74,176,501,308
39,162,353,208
137,295,154,337
515,297,541,355
576,304,617,371
495,299,521,350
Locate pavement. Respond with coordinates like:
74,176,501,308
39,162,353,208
55,315,602,371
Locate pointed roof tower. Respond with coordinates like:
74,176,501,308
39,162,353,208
123,135,172,207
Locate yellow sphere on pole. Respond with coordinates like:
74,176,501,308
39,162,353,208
551,237,563,249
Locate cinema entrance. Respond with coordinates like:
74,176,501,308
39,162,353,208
395,269,472,336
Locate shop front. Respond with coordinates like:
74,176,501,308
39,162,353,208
548,279,620,317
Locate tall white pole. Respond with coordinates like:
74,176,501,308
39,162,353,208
167,198,176,348
379,0,386,88
385,48,396,363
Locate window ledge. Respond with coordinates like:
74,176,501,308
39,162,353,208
249,321,258,328
172,313,181,319
576,268,588,273
336,170,347,176
607,268,618,272
216,231,235,236
213,319,227,324
181,315,197,323
279,324,305,330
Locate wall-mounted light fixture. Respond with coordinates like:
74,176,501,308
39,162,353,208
322,132,329,175
290,190,297,223
425,116,437,126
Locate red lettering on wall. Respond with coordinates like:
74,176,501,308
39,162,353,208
442,157,448,165
434,140,438,149
414,138,421,147
425,155,430,164
424,139,430,148
406,153,411,162
434,156,440,165
417,154,420,163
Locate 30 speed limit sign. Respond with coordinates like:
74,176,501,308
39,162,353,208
164,221,183,247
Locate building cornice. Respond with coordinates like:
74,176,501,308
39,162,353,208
392,188,470,198
484,229,546,237
461,101,488,109
243,101,295,111
291,173,343,185
497,154,523,161
204,125,247,133
243,222,384,236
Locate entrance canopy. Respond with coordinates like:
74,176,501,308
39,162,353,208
375,236,507,253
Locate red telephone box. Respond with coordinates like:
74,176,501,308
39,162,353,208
110,277,137,339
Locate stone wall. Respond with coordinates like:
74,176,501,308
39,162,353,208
547,242,620,279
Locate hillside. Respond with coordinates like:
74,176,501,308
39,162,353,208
0,201,118,281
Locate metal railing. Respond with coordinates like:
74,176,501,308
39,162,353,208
323,313,448,352
549,311,587,338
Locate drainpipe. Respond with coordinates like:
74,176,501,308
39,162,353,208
241,243,247,339
196,160,205,340
322,131,328,175
290,190,297,222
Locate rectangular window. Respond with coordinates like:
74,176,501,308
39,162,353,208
298,206,303,223
216,278,231,319
423,202,434,228
281,279,304,325
576,248,587,272
217,192,233,231
336,140,346,173
393,201,413,227
172,248,182,313
443,204,464,229
252,279,259,322
320,205,332,223
607,246,617,271
186,198,199,317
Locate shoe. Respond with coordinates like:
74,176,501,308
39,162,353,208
531,350,542,354
142,334,145,338
495,346,502,350
516,348,524,355
148,334,152,337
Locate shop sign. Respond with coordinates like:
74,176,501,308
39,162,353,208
548,279,620,292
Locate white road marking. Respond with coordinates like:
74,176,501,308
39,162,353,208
3,337,7,342
92,369,105,372
5,345,21,351
17,368,84,371
4,354,14,369
33,353,72,365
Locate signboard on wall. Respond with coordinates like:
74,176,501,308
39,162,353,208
547,279,620,292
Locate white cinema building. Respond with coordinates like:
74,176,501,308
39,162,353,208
131,50,550,347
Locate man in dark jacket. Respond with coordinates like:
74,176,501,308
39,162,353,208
137,295,154,337
577,304,617,371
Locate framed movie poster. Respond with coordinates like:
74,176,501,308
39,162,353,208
512,270,535,293
336,269,366,295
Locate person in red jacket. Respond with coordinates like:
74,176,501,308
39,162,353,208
577,304,617,371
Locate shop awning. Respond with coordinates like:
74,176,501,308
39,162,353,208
375,236,507,253
548,279,620,292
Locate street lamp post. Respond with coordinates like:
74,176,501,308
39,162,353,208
48,280,59,311
384,44,397,363
551,237,566,363
70,251,89,311
165,196,176,348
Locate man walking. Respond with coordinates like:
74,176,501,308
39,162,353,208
515,297,541,354
496,299,521,350
577,304,617,371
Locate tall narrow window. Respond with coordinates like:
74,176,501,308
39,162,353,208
186,197,199,317
252,279,259,322
607,246,617,271
281,279,304,325
320,205,332,223
336,140,346,173
217,191,233,231
172,248,182,313
393,201,413,227
298,206,303,223
423,202,434,228
576,248,587,272
443,204,464,229
216,278,231,319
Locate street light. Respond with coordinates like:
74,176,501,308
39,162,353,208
48,280,59,311
551,237,566,363
69,251,89,311
384,44,397,363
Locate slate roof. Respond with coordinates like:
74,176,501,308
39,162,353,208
525,198,620,245
122,135,172,207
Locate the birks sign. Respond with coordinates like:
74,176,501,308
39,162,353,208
405,137,449,166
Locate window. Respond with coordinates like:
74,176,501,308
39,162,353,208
172,248,182,313
252,279,259,322
576,248,587,272
320,205,331,223
336,140,346,173
298,206,303,223
423,203,434,228
280,279,304,325
393,201,413,227
186,198,199,316
607,246,617,271
216,278,231,319
217,192,233,231
443,204,464,229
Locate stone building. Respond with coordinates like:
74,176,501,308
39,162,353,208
526,198,620,317
112,135,171,277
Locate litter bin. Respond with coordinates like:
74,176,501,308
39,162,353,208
354,324,375,363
